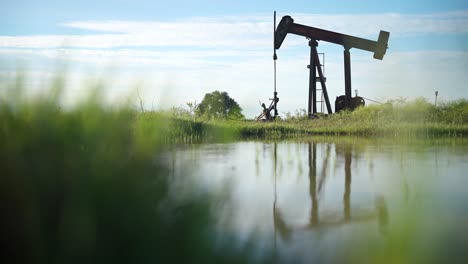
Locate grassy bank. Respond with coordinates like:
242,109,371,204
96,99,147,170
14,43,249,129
145,98,468,139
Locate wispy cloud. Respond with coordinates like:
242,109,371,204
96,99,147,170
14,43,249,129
0,11,467,49
293,11,468,36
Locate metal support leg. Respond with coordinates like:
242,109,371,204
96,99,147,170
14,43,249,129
309,40,318,116
344,48,352,110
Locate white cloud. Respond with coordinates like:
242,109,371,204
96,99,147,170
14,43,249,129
0,48,269,67
0,11,467,49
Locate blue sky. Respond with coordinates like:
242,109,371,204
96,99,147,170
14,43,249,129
1,0,467,116
2,0,467,34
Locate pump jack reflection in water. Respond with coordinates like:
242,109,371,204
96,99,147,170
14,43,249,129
273,142,389,243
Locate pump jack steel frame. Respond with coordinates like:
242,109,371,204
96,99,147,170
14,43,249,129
274,15,389,116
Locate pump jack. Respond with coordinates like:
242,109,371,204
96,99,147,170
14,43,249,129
274,15,389,116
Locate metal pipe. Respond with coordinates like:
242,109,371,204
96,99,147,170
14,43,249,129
344,48,352,109
309,40,318,116
273,11,278,119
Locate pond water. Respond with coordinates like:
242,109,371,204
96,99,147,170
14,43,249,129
164,137,468,263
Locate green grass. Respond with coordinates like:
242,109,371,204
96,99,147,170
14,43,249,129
141,97,468,140
174,97,468,138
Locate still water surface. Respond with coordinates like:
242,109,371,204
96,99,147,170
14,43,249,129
165,138,468,262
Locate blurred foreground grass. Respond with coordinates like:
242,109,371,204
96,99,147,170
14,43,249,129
0,82,253,263
1,77,467,263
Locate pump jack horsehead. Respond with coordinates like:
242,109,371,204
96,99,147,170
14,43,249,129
269,12,389,118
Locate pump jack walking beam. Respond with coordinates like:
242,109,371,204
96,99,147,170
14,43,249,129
274,15,389,115
275,16,389,60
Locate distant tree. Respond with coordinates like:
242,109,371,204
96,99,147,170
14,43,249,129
196,91,244,120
